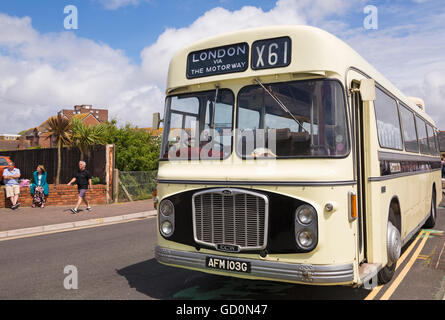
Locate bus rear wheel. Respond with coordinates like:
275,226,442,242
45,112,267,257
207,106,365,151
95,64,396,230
378,208,401,284
423,190,436,229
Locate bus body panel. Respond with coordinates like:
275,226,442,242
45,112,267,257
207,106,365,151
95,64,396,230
155,25,440,286
157,157,354,185
156,183,359,285
157,183,357,265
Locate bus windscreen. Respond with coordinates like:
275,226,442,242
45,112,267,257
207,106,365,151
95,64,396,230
237,79,349,158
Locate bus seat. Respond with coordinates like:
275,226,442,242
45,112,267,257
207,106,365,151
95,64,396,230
272,128,291,141
290,132,310,142
268,128,290,156
290,132,310,155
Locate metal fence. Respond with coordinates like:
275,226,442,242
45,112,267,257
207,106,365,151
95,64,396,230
118,171,157,202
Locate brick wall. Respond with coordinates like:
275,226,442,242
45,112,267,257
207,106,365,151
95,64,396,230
0,184,106,208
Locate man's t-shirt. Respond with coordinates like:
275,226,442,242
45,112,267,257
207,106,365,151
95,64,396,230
75,169,91,190
3,168,20,186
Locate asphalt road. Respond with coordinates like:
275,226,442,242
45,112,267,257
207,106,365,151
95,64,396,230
0,209,444,300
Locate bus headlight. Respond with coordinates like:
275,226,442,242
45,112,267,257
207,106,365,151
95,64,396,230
297,230,316,249
296,205,316,225
160,199,174,216
295,204,318,251
161,221,173,237
159,199,175,238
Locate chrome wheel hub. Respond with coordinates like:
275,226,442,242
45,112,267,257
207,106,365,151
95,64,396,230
387,221,401,266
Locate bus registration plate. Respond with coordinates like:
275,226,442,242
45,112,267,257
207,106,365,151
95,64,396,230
206,257,251,273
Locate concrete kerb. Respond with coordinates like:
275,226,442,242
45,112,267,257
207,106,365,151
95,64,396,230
0,210,157,240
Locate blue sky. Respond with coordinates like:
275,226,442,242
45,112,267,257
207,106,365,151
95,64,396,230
0,0,444,133
0,0,279,63
0,0,372,63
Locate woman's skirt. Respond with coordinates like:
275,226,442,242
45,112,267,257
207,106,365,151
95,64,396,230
33,187,46,207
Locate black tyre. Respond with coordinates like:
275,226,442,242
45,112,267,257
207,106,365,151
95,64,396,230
423,190,436,229
377,259,396,284
377,208,401,284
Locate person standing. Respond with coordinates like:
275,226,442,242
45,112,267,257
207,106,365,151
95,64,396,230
67,161,92,214
2,162,21,210
31,165,49,208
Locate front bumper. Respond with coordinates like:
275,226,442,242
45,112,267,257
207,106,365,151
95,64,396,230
155,246,354,285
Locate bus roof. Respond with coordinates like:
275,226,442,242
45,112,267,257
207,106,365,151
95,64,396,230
166,25,435,127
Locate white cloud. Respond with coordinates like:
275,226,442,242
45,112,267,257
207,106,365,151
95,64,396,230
138,0,445,129
141,0,353,87
1,0,444,135
140,4,304,86
336,7,445,128
0,0,353,134
0,13,161,133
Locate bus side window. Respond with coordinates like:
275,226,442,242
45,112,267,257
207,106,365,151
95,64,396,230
374,88,403,150
426,124,436,155
399,105,419,153
415,116,429,154
434,131,440,155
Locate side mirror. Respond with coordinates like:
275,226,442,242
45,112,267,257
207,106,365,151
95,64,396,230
152,112,162,130
360,79,376,101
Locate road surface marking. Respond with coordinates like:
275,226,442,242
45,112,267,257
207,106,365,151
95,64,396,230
364,230,424,300
379,231,431,300
436,242,445,270
364,285,384,300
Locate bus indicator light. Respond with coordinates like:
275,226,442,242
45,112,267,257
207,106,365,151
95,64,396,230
349,192,358,221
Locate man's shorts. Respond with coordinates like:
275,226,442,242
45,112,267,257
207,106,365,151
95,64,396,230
5,185,20,198
78,189,88,198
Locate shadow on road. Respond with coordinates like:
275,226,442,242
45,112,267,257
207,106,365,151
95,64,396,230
117,259,370,300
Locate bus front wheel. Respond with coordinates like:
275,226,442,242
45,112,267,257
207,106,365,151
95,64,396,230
378,208,401,284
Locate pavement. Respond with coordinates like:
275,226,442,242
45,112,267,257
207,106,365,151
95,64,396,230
0,199,156,240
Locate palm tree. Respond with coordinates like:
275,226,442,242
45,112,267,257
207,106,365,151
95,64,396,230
71,118,107,161
45,114,73,185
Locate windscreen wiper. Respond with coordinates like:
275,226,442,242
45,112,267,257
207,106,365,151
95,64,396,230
254,78,308,133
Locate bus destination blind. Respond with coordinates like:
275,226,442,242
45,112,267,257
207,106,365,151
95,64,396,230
186,42,249,79
186,37,292,79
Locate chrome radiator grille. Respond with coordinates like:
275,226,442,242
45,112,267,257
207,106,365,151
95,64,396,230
192,189,268,251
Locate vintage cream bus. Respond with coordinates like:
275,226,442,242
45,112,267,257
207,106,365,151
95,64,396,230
153,26,441,287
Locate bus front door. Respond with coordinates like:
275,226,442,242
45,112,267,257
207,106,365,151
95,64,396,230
351,79,367,265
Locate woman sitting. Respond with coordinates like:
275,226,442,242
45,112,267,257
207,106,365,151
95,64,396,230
30,165,49,208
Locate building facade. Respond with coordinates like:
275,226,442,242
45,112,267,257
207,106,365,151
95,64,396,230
0,134,20,141
58,105,108,123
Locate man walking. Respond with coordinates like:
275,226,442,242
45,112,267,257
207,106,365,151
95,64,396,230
67,161,92,214
2,162,21,210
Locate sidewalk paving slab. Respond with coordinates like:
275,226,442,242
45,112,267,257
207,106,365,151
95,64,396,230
0,199,155,233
